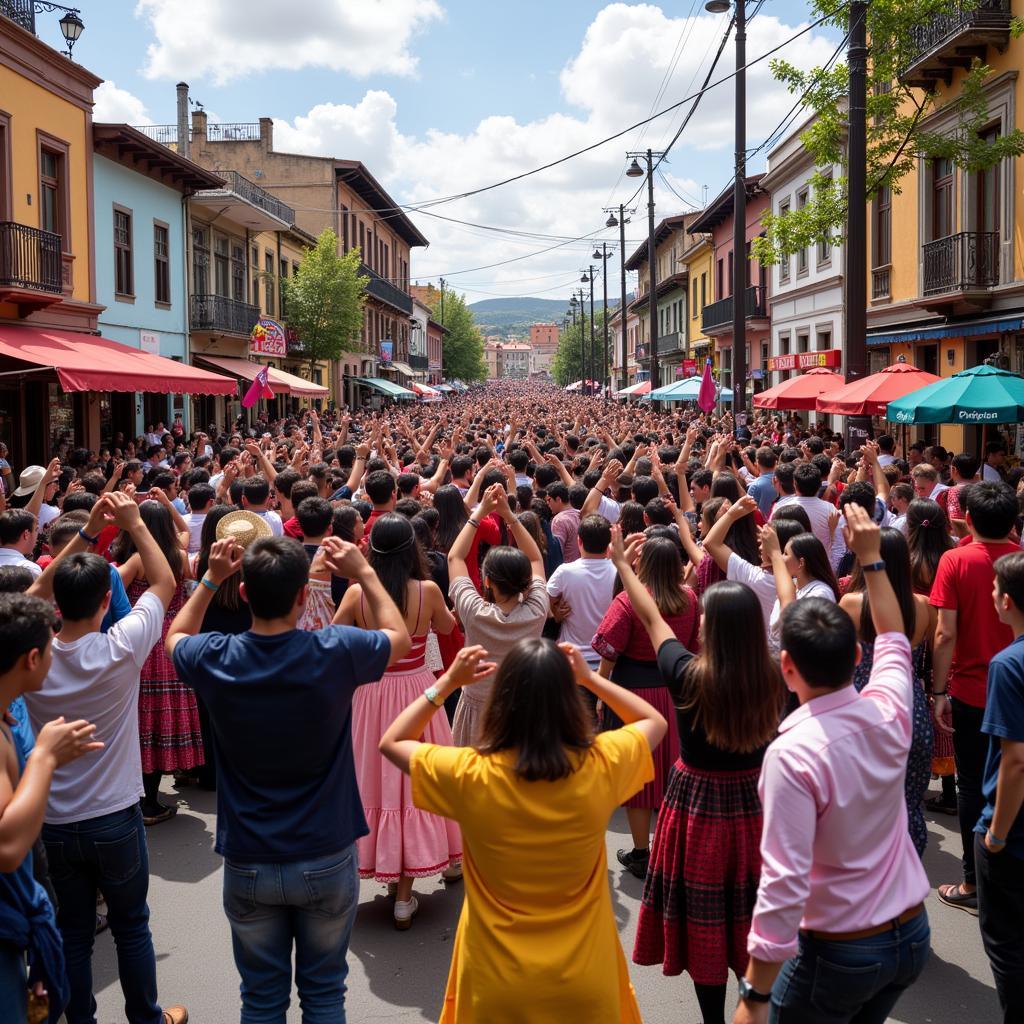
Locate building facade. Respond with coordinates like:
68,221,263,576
680,231,714,376
528,322,559,376
761,114,844,416
609,301,641,391
484,338,530,379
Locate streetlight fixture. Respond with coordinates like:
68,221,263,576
625,149,666,391
704,0,730,12
30,2,86,59
593,244,613,396
604,205,636,393
580,270,596,394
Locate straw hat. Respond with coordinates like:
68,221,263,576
13,465,46,497
215,509,272,548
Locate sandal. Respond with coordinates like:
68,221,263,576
937,882,978,916
142,804,178,826
925,796,958,816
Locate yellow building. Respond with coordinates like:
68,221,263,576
680,230,715,373
867,1,1023,453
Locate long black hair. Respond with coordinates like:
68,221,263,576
367,512,429,616
477,637,592,780
109,500,184,582
195,505,242,611
787,532,840,601
848,527,917,643
433,484,469,553
906,498,954,592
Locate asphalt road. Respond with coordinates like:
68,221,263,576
90,780,1000,1023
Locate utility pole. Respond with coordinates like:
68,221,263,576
588,267,596,396
732,0,747,429
601,248,609,395
604,205,634,393
626,151,665,392
845,0,871,450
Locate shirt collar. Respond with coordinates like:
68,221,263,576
778,684,860,733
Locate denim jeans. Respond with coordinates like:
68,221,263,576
222,844,359,1024
42,804,162,1024
976,835,1024,1022
0,941,27,1022
770,909,931,1023
951,698,987,886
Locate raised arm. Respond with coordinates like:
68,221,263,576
166,539,243,657
844,503,902,635
245,440,278,485
112,491,176,609
29,496,113,601
496,486,545,580
609,525,675,651
25,458,60,522
762,522,796,610
705,495,756,573
582,459,621,518
543,451,574,487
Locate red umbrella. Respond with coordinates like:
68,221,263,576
815,361,941,416
753,366,846,410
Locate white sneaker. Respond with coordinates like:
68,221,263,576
393,895,418,930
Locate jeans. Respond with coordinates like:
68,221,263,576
976,836,1024,1022
0,941,27,1022
951,697,987,886
223,844,359,1024
770,909,931,1023
42,804,162,1024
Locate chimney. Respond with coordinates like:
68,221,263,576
176,82,190,158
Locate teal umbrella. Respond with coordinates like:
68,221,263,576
648,377,734,402
885,363,1024,425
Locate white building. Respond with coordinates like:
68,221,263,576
761,112,845,420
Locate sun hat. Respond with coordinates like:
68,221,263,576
215,509,272,548
13,465,46,497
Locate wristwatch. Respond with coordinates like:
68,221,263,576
738,978,772,1004
424,685,444,707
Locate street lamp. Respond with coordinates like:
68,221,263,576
31,3,85,59
605,205,636,394
580,269,596,394
593,244,613,396
705,0,746,429
625,149,666,391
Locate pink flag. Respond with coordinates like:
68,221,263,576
697,358,716,413
242,365,274,408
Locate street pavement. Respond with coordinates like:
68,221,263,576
91,780,1000,1023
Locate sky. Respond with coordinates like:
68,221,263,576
59,0,844,305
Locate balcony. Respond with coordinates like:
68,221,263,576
409,352,429,370
190,294,260,336
656,331,685,357
919,232,999,313
903,0,1011,90
0,221,63,315
871,265,892,302
191,169,294,231
361,263,412,315
0,0,34,31
701,286,767,334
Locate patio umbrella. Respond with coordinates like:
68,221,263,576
616,380,651,397
815,361,941,417
753,366,845,410
885,363,1024,424
410,382,443,402
649,377,734,402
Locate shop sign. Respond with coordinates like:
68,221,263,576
250,317,287,357
767,348,842,372
682,358,697,377
139,331,160,355
286,327,303,354
380,339,393,363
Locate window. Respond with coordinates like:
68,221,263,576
213,235,230,297
192,226,209,294
154,222,170,305
797,332,809,354
358,221,365,254
778,200,791,282
817,328,832,351
931,157,955,241
873,186,891,268
113,207,133,297
727,251,734,295
977,127,1001,236
251,246,260,305
39,143,69,252
692,278,698,317
340,205,349,250
701,272,706,309
231,243,245,302
817,175,833,265
264,251,275,315
292,261,299,278
716,258,723,299
279,259,289,316
0,114,10,221
796,189,809,274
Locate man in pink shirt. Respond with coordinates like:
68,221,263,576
734,505,930,1024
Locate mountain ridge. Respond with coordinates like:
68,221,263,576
469,296,613,339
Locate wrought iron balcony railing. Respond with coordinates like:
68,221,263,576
906,0,1011,78
871,265,892,301
190,294,261,336
0,0,34,31
701,285,767,333
203,170,294,225
0,221,63,294
922,232,999,296
361,264,412,315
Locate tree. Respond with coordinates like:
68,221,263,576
752,0,1024,264
432,288,487,382
551,310,608,387
280,229,367,377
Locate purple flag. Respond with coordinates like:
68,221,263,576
697,358,716,413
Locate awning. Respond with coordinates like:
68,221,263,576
389,361,415,378
410,381,443,402
867,314,1024,347
0,325,236,394
195,355,328,397
435,383,455,392
617,380,651,397
357,376,417,400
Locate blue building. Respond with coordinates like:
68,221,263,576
92,124,223,441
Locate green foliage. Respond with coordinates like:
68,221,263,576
753,0,1024,266
281,229,367,374
432,289,487,382
551,310,609,387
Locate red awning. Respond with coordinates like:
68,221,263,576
195,355,328,397
0,326,237,395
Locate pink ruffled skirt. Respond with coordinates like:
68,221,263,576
351,665,462,881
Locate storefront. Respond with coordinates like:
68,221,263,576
193,354,328,421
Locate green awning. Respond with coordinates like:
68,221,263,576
357,376,417,399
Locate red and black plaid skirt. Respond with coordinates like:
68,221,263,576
633,759,763,985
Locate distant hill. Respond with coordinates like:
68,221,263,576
469,296,613,339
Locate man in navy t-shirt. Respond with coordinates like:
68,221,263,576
167,534,410,1024
975,551,1024,1022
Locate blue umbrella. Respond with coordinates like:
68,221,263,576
885,363,1024,424
649,377,734,402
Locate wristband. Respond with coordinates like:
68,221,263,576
467,519,480,529
200,576,220,593
78,527,100,545
987,829,1007,849
931,690,947,697
860,560,886,573
424,685,443,707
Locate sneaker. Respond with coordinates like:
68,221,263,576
161,1008,188,1024
616,848,650,880
441,864,463,884
394,895,419,931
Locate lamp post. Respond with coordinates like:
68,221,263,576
626,149,666,391
581,269,596,395
31,2,85,59
706,0,746,429
605,206,635,393
569,294,578,327
592,243,613,397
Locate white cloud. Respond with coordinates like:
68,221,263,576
93,81,152,125
136,0,443,85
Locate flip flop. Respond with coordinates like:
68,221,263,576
937,882,978,916
142,804,178,826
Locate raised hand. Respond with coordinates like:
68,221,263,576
445,645,497,688
206,538,243,584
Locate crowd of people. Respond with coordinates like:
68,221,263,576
0,380,1022,1024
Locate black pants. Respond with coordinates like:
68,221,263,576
951,698,986,885
976,836,1024,1022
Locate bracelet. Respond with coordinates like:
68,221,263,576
467,519,480,529
931,690,947,697
987,829,1007,848
200,576,220,593
78,527,100,545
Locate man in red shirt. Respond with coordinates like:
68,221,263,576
363,470,397,534
931,480,1019,915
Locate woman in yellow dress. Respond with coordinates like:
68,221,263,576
380,636,667,1024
